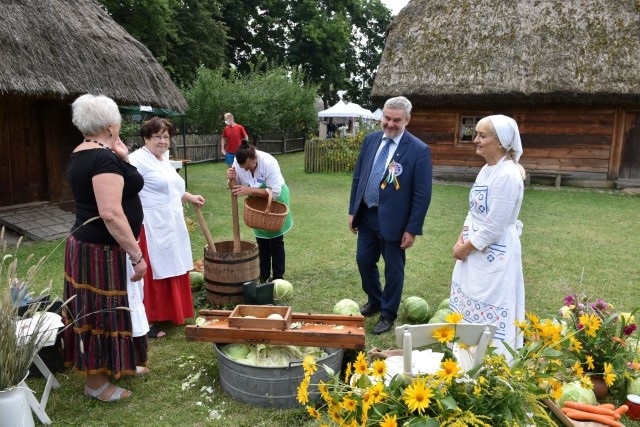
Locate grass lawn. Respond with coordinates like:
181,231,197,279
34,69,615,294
11,151,640,426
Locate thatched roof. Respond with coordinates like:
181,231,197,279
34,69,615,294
0,0,187,112
373,0,640,107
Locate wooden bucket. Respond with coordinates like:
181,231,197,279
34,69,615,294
204,240,260,307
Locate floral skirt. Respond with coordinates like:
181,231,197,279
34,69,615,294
62,235,147,378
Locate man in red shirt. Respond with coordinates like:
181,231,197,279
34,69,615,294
221,113,248,166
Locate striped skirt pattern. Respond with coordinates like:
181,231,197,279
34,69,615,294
62,235,147,378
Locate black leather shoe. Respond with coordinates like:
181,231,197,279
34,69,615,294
360,302,381,317
373,316,394,335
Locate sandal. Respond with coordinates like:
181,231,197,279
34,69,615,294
84,382,132,402
136,366,149,376
148,325,166,339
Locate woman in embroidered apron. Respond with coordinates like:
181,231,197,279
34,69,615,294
450,115,526,361
129,117,205,338
227,141,293,282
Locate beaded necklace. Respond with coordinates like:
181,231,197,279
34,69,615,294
83,138,115,153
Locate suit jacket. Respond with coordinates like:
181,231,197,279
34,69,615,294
349,130,432,241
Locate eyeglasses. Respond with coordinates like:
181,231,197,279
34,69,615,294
151,135,170,141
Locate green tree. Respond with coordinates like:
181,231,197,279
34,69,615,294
219,0,391,109
99,0,228,85
184,67,318,137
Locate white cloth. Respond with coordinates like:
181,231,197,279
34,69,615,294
129,147,194,279
232,150,285,198
126,257,149,337
487,115,523,162
450,157,525,360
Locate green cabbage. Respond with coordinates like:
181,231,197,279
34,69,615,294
333,299,360,316
222,343,253,361
437,298,450,311
628,377,640,395
189,271,204,289
225,344,328,367
557,381,597,407
428,308,454,324
401,296,431,323
272,279,293,301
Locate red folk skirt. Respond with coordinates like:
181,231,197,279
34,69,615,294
139,226,194,324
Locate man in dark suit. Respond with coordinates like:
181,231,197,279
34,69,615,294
348,96,432,334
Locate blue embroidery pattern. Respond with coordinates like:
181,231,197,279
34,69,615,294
450,281,508,341
469,185,488,214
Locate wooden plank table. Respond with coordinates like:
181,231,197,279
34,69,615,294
185,309,366,349
525,170,571,188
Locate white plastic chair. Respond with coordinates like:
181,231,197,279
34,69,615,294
394,323,497,376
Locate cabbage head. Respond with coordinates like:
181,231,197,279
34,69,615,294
437,298,450,311
401,296,430,323
428,308,454,324
189,271,204,289
273,279,293,302
557,381,597,407
333,299,360,316
628,377,640,395
222,343,253,361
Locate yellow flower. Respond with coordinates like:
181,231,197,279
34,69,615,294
572,361,584,377
551,380,563,400
445,312,464,324
585,355,594,370
371,359,387,380
379,413,397,427
432,325,456,344
578,313,602,337
437,359,462,384
371,381,388,403
303,355,317,376
580,375,593,389
603,362,616,387
527,312,541,329
306,406,321,420
515,318,528,330
559,306,573,319
473,384,482,396
354,352,370,376
344,361,352,382
568,336,583,352
620,312,635,324
297,377,310,404
342,396,357,412
403,376,434,414
328,405,342,422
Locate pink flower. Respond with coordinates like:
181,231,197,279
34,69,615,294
623,324,638,336
564,295,575,306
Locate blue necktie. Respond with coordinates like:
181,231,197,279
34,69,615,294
364,138,391,207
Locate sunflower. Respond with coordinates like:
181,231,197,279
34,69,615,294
379,413,398,427
371,359,387,380
297,377,310,405
603,362,617,386
303,354,317,376
437,359,462,384
578,313,602,337
445,312,464,324
354,352,370,376
371,381,388,403
585,355,594,370
432,325,455,344
341,396,357,412
306,406,321,420
403,376,434,414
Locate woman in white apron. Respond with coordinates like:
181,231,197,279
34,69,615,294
129,117,205,338
450,115,525,361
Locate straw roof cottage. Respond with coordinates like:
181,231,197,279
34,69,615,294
373,0,640,187
0,0,187,207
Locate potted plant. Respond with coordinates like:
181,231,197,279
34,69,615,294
0,228,59,426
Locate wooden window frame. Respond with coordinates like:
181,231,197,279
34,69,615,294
455,113,487,147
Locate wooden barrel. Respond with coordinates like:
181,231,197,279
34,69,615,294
204,240,260,307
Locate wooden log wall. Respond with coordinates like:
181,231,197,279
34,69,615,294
408,108,616,177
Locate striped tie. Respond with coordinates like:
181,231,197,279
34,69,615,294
364,138,391,207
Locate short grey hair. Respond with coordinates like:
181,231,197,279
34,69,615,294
71,94,121,136
383,96,412,118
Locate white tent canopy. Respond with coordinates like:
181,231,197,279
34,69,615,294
372,108,383,120
318,100,375,119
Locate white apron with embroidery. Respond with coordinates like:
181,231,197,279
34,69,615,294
450,157,525,358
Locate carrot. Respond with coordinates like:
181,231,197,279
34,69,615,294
560,407,573,414
564,410,622,427
563,401,617,416
615,404,629,415
599,403,616,410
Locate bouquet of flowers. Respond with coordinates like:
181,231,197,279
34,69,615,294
297,314,559,427
558,292,639,396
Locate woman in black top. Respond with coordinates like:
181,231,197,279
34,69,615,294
62,94,147,402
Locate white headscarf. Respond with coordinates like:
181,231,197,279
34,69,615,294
487,115,523,162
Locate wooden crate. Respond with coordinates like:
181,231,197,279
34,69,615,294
228,305,292,330
185,310,365,349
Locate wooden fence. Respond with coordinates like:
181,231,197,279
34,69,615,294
304,139,360,173
126,133,305,163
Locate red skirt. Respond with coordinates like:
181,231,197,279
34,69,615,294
139,226,194,324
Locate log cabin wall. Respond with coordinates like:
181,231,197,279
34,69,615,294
0,96,77,207
407,107,620,182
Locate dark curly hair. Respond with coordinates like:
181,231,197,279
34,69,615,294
140,116,174,139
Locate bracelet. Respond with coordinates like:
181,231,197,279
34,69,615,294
130,250,143,267
131,256,144,267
